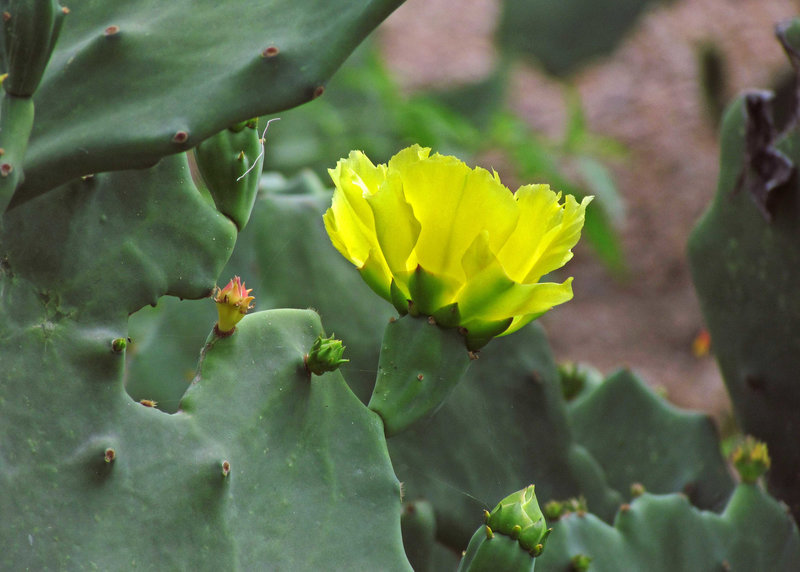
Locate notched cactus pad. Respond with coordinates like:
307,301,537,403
17,0,405,202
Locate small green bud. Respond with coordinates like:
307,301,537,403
731,436,771,483
485,485,550,555
543,496,586,521
111,337,127,352
543,500,564,521
570,553,592,571
305,334,349,375
630,482,646,498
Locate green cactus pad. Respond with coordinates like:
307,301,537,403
2,152,236,317
1,0,67,97
387,323,624,551
536,486,800,571
0,161,409,567
123,171,394,412
369,315,473,437
223,171,395,401
568,368,734,509
0,297,410,568
401,499,437,572
688,89,800,518
194,121,265,231
15,0,404,204
388,327,736,552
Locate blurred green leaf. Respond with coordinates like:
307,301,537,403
575,156,626,225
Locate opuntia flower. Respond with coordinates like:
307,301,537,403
213,276,254,335
323,145,591,349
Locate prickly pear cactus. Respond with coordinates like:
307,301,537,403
126,167,749,568
0,156,409,568
688,19,800,521
0,0,416,565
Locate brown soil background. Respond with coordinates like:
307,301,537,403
379,0,799,420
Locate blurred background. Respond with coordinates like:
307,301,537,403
259,0,799,425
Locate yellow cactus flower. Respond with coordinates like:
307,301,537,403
213,276,255,335
323,145,591,350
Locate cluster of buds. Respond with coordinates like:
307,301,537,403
213,276,255,336
731,436,771,484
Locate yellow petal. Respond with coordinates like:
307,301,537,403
323,192,371,267
396,150,519,281
330,150,388,198
497,184,564,282
461,229,495,279
499,187,591,284
499,312,546,337
367,171,420,275
325,150,393,283
457,238,574,323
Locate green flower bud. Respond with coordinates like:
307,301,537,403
304,334,349,375
485,485,551,556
